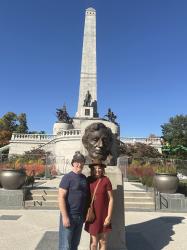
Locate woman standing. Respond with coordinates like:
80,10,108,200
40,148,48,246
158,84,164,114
85,164,114,250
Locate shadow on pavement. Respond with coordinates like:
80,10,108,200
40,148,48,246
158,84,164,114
126,216,185,250
35,216,184,250
35,231,58,250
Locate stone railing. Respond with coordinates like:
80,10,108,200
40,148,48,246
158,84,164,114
120,137,162,145
11,129,82,142
11,133,161,145
57,129,81,137
11,133,56,141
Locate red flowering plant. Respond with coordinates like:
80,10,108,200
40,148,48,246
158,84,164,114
23,163,45,177
0,149,58,180
127,159,157,187
1,149,50,176
0,155,22,171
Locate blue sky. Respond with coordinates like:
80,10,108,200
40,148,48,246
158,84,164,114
0,0,186,137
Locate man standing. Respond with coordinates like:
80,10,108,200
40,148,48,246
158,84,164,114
58,151,87,250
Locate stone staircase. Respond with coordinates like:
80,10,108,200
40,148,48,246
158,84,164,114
24,188,59,209
124,190,155,211
24,180,155,211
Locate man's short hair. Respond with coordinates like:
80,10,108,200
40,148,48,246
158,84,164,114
71,151,85,165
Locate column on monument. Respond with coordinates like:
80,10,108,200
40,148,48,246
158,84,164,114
76,8,97,118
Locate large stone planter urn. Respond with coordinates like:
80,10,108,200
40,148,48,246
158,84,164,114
0,169,26,190
153,173,179,194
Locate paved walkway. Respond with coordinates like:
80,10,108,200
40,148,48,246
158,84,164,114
38,178,146,191
0,209,187,250
126,211,187,250
37,176,62,188
1,179,187,249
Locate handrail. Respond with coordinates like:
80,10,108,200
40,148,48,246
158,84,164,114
36,137,57,150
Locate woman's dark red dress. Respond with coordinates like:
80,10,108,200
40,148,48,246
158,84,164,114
85,176,112,236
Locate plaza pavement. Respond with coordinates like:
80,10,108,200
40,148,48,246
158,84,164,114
0,180,187,250
0,209,187,250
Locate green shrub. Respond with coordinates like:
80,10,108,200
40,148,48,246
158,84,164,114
141,176,154,187
177,181,187,196
154,164,177,174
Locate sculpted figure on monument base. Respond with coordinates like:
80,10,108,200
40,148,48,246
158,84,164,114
56,105,72,124
83,90,92,107
105,108,117,123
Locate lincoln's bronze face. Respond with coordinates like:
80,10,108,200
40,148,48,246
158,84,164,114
82,123,113,162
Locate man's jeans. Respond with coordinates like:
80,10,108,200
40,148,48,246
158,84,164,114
59,214,84,250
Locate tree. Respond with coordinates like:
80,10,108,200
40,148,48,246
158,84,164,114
0,112,28,147
161,115,187,158
16,113,28,133
120,142,161,159
0,112,46,148
9,148,50,163
148,134,157,138
0,112,18,132
161,115,187,147
0,130,12,147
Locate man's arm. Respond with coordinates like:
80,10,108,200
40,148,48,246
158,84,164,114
58,188,70,227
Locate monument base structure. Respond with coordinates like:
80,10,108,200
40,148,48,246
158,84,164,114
9,118,119,173
80,166,127,250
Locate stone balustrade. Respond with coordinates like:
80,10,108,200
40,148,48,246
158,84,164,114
11,133,161,144
11,133,56,141
11,129,82,142
57,129,81,137
120,137,162,145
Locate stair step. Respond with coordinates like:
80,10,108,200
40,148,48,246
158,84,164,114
125,191,153,197
125,202,155,209
25,206,59,210
25,200,42,207
27,194,58,201
24,200,59,207
125,197,154,202
30,189,58,196
125,208,155,212
42,201,59,207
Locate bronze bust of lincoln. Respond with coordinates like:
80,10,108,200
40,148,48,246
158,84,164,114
82,122,113,163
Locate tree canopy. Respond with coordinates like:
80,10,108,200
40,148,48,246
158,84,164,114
0,112,28,147
161,114,187,158
120,142,161,159
0,112,47,148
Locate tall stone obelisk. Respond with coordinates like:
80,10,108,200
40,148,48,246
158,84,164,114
76,8,98,118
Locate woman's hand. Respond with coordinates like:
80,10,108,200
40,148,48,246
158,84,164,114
103,216,111,227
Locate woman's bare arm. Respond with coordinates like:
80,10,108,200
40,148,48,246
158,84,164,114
104,190,114,226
